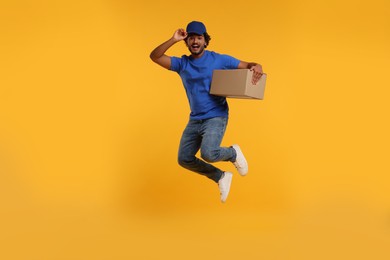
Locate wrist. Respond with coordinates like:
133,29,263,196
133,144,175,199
171,37,181,44
253,63,262,69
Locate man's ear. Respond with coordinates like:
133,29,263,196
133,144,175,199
183,38,189,47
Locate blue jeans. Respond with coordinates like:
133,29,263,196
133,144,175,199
178,117,237,183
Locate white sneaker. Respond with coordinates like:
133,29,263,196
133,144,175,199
218,172,233,203
232,144,248,176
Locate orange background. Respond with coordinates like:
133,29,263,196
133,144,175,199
1,0,389,259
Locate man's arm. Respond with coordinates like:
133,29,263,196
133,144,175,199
150,29,188,70
238,61,264,84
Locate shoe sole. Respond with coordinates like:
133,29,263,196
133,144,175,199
232,144,248,176
220,172,233,203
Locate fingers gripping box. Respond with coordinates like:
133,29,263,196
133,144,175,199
210,69,267,99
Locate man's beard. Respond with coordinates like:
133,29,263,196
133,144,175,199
189,45,205,56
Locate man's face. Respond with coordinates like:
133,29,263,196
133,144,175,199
186,34,206,56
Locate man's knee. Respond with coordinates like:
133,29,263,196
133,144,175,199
200,148,220,163
178,154,196,168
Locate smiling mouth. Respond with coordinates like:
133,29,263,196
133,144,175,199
189,44,203,55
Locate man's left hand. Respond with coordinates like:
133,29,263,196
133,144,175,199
250,64,263,84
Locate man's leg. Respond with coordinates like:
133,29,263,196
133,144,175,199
199,117,236,163
200,117,249,176
178,119,224,182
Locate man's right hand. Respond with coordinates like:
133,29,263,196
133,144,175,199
173,29,188,42
150,28,187,70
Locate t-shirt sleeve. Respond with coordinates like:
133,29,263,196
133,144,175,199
221,54,240,69
169,56,182,72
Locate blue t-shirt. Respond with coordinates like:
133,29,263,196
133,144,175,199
170,50,240,120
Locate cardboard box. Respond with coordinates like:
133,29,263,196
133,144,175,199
210,69,267,99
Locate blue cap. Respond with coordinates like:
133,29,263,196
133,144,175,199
186,21,207,35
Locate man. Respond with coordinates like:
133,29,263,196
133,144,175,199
150,21,263,203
